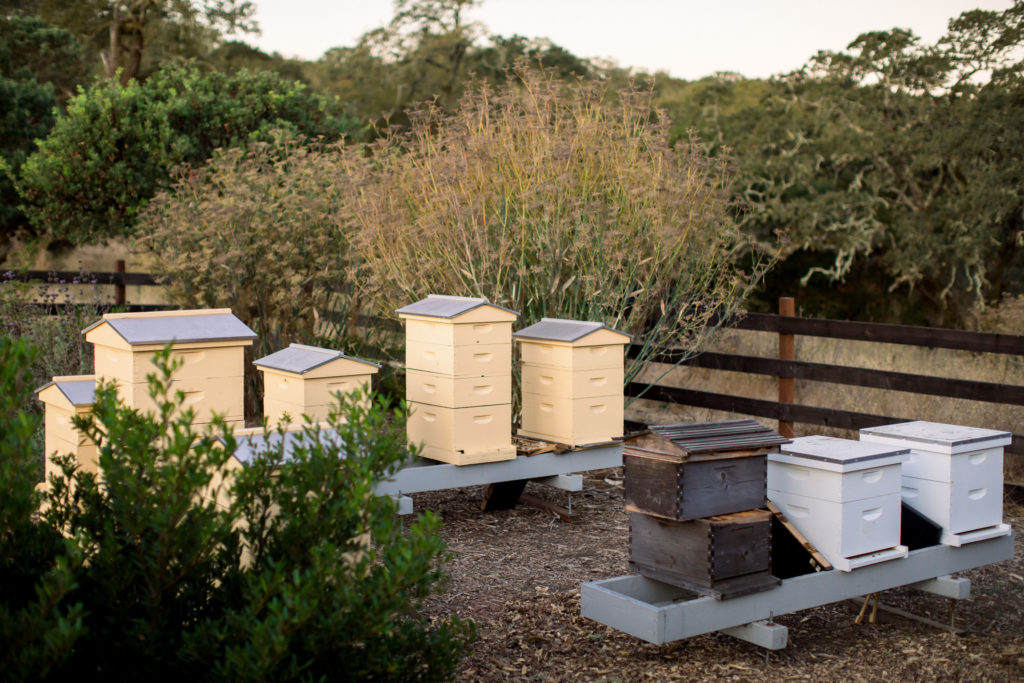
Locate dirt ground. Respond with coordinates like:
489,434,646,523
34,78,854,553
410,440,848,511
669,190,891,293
411,469,1024,682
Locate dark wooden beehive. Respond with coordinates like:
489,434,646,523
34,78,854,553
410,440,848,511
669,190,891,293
623,419,789,521
629,509,779,599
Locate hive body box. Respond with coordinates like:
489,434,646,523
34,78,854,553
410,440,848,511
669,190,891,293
629,510,779,599
768,435,909,571
860,421,1011,545
623,420,789,521
84,309,256,426
398,295,518,465
515,318,631,447
36,376,97,481
254,344,380,426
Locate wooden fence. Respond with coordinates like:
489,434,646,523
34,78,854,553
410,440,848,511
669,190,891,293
12,265,1024,458
625,297,1024,458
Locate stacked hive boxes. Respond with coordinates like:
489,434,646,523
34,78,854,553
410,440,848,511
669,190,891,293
254,343,381,426
36,376,98,480
397,295,518,465
84,308,256,427
860,421,1012,546
514,318,631,447
767,435,909,571
622,419,788,599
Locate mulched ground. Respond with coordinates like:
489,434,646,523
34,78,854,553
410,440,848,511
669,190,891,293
410,468,1024,682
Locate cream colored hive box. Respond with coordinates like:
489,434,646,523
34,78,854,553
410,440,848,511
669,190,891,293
254,343,380,425
768,435,909,571
397,295,519,465
406,402,515,465
84,308,256,425
515,318,631,446
405,369,511,408
36,376,98,481
860,421,1011,542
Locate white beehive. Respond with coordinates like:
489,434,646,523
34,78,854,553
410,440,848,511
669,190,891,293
254,344,381,426
84,308,256,426
860,421,1011,544
768,435,909,571
515,318,631,446
36,376,98,482
397,295,519,465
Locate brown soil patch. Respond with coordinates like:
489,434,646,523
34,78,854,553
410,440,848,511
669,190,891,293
411,469,1024,682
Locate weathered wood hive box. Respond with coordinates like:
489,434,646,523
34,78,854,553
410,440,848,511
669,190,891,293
397,295,518,465
36,376,97,481
624,419,788,599
254,343,380,425
514,318,630,447
860,421,1011,541
768,435,909,571
84,308,256,426
624,419,787,520
629,509,775,599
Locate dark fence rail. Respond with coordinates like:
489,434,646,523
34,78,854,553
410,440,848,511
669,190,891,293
630,298,1024,458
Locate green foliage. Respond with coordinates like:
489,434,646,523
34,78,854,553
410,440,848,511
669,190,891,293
2,346,472,679
658,2,1024,325
0,16,88,252
0,336,84,680
19,64,360,244
347,66,763,390
30,0,258,83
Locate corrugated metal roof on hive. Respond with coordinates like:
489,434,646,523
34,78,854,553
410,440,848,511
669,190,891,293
82,309,257,345
395,294,518,319
633,418,790,456
36,377,96,406
253,343,381,375
513,317,632,343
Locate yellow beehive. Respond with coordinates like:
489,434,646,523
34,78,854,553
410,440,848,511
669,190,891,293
254,344,381,426
515,318,631,446
397,295,519,465
36,376,97,482
84,308,256,425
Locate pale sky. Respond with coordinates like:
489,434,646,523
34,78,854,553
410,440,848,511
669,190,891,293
248,0,1014,80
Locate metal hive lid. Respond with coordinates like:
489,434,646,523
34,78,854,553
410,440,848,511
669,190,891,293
36,377,96,406
253,343,381,374
83,310,257,345
231,428,346,466
639,418,789,454
395,294,518,319
513,318,632,343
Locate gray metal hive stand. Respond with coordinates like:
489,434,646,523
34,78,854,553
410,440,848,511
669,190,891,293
581,531,1014,650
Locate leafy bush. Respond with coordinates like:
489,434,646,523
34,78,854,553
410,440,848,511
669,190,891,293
2,346,473,680
345,65,765,388
137,131,398,417
18,64,360,245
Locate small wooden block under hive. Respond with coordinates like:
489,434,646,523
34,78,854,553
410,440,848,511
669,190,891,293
629,509,779,600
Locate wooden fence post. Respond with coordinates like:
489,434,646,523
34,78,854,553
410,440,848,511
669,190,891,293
115,259,126,307
778,297,795,438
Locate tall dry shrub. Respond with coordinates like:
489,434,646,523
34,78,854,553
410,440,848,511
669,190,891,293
346,66,764,388
137,132,371,418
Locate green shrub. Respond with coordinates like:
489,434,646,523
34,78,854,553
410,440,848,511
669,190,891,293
2,346,473,680
19,64,360,245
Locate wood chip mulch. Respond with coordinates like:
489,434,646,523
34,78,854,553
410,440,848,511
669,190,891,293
408,468,1024,682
